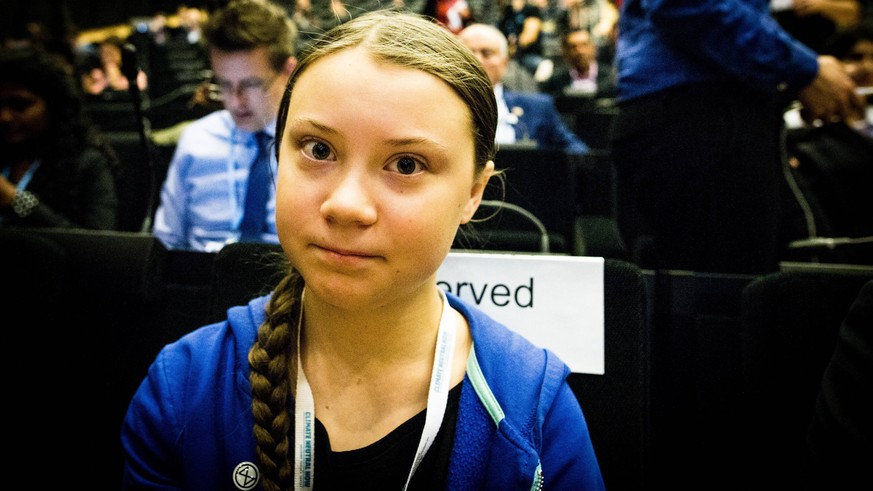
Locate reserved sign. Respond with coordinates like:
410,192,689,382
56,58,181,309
437,252,605,374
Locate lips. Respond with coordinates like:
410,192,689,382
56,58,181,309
316,243,376,259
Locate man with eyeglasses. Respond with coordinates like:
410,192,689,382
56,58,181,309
153,0,297,252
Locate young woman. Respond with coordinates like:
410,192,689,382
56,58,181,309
0,47,120,230
122,10,605,490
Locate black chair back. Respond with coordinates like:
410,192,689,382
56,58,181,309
457,148,579,254
568,258,651,490
739,267,873,487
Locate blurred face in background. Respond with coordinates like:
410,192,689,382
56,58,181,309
843,38,873,88
563,29,596,74
0,83,48,147
99,41,122,68
210,46,287,132
457,25,508,87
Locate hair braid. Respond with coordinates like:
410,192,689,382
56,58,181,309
248,271,304,491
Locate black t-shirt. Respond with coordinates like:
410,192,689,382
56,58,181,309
312,383,462,490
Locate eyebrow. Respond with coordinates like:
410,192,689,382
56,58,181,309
384,136,449,152
287,117,338,136
287,117,450,152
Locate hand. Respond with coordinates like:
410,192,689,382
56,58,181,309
797,55,863,124
0,175,17,208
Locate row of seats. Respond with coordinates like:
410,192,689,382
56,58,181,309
4,228,869,488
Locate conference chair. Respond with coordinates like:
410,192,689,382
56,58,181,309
573,150,627,259
2,228,168,483
456,147,582,254
553,95,618,152
567,258,651,490
104,130,169,232
738,266,873,488
85,97,149,133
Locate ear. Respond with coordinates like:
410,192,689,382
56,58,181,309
460,160,495,224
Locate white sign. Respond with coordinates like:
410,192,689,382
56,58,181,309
437,252,605,374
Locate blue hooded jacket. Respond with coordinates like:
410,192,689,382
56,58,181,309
121,292,606,490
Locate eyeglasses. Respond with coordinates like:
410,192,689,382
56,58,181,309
210,73,282,99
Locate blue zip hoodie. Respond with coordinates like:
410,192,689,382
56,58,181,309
121,292,606,490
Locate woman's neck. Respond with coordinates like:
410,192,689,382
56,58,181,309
298,286,447,448
301,286,445,370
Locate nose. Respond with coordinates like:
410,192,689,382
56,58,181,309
320,167,378,226
221,86,248,107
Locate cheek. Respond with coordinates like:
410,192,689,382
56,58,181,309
396,188,469,247
275,167,310,236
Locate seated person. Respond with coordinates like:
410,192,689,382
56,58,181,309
539,27,617,99
1,46,120,230
778,23,873,263
121,11,606,489
458,23,590,155
152,0,298,252
771,0,864,54
824,21,873,134
78,35,148,101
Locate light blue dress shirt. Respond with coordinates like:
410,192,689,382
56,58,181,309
152,110,280,252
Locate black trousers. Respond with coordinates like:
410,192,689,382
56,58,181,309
609,82,784,275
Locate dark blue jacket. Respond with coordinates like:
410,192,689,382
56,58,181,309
504,90,591,155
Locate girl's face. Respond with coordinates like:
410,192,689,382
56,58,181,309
277,47,492,310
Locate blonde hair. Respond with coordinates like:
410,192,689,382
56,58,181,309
248,10,497,490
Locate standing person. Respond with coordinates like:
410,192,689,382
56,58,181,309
122,10,605,490
0,46,120,230
458,22,590,154
152,0,297,252
609,0,862,275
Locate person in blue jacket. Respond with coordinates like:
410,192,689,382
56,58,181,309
121,10,605,491
610,0,863,275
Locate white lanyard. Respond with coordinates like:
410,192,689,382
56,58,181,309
293,289,457,491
